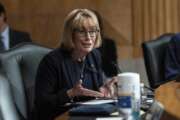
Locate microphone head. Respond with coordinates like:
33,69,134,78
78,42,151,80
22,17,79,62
111,61,121,73
90,64,95,68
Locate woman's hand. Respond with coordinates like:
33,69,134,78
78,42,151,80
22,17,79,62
99,77,117,98
67,80,104,98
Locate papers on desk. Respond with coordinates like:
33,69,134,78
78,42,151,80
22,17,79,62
78,99,117,105
64,99,117,107
69,116,124,120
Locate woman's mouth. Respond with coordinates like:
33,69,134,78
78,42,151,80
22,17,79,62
82,43,92,48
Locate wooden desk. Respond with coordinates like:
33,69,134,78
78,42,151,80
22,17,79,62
55,82,180,120
55,111,69,120
155,81,180,120
55,104,179,120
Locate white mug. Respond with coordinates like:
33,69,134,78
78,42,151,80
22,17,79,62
116,72,141,118
117,72,140,98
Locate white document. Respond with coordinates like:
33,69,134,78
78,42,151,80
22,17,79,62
79,99,117,105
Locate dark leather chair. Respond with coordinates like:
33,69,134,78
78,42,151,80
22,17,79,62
0,43,51,120
142,33,175,89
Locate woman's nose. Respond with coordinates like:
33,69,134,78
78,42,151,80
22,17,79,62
85,32,91,39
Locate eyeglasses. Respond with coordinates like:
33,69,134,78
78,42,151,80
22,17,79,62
74,29,99,38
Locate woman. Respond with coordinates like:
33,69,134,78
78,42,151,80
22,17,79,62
34,9,116,120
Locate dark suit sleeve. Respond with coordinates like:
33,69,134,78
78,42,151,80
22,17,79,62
34,53,71,119
21,32,32,42
165,35,180,80
10,29,32,48
16,31,32,43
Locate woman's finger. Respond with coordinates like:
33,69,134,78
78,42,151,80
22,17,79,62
108,77,118,86
75,80,83,88
80,88,104,97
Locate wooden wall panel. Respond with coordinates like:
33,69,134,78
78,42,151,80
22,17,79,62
171,0,178,33
131,0,142,57
143,0,150,41
165,0,172,33
95,0,132,59
1,0,132,59
150,0,158,39
1,0,180,59
132,0,143,46
157,0,165,35
132,0,180,58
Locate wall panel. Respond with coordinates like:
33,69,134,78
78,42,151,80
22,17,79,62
132,0,180,57
1,0,180,59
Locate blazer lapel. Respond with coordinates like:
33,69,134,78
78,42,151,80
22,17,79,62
62,58,79,88
87,54,100,91
9,29,16,47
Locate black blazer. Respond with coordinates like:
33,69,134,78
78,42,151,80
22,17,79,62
9,28,32,48
34,48,104,120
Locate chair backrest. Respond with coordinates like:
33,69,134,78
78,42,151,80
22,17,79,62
0,43,52,119
0,72,20,120
142,33,175,89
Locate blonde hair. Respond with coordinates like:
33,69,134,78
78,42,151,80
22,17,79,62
61,9,102,51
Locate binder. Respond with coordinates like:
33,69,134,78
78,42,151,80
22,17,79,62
69,104,118,116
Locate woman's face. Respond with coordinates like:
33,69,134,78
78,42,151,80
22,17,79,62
73,19,98,55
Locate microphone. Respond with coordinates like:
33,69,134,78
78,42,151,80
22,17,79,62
111,61,122,74
80,62,86,81
79,57,87,81
86,64,98,73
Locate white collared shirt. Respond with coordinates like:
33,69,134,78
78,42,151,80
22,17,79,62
1,26,10,50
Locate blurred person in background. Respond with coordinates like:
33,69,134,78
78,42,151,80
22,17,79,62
165,33,180,81
0,2,32,51
93,10,119,77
